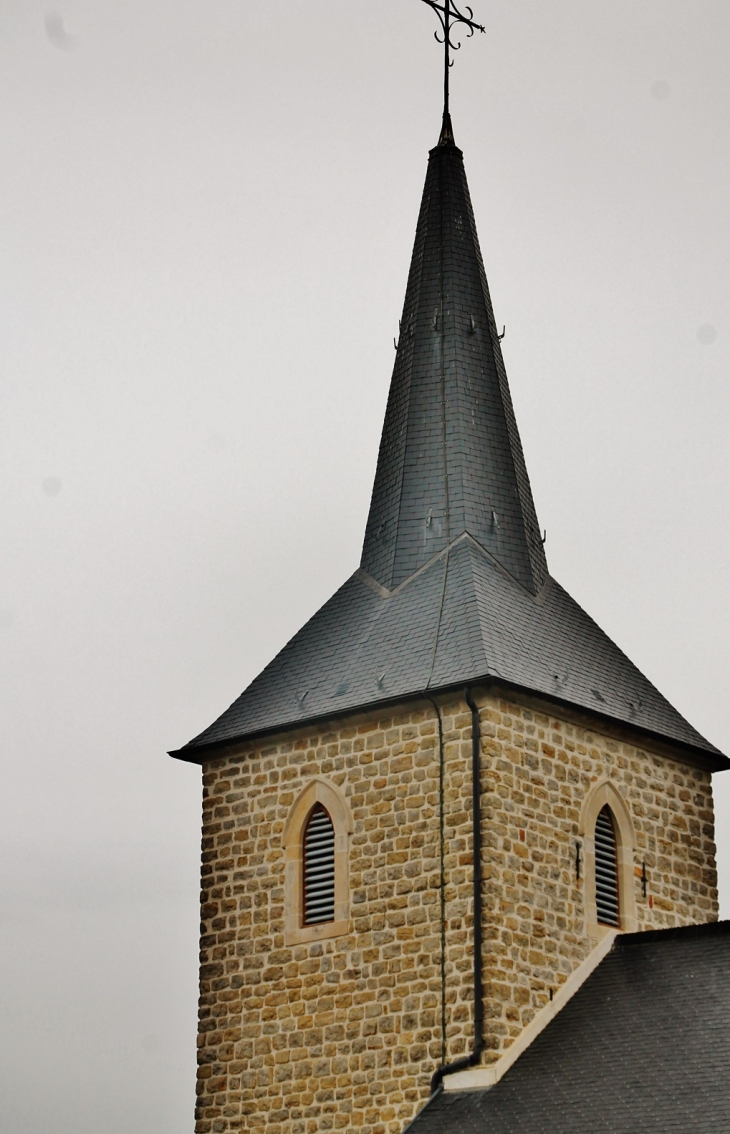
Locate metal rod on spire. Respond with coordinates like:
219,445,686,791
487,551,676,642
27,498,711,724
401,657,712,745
419,0,485,122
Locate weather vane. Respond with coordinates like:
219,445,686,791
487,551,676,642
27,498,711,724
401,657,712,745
420,0,485,126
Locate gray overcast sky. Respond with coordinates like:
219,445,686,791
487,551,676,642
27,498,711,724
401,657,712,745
1,2,729,1130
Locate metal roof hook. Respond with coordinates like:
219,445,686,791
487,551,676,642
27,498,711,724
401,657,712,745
498,325,506,341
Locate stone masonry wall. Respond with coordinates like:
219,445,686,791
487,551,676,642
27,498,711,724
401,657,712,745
195,690,718,1134
459,694,718,1061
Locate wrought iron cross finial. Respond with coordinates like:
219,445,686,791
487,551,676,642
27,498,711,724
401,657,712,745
420,0,485,127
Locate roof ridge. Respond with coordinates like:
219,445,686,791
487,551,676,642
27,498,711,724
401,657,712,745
617,920,730,947
442,929,619,1092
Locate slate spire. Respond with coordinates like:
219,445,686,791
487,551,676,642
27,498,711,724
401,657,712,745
360,129,547,595
171,122,725,770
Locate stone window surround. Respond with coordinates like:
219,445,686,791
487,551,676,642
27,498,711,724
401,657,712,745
579,775,638,938
283,776,353,946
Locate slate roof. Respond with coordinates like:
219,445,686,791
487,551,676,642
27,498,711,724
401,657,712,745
170,124,725,768
405,921,730,1134
360,120,546,594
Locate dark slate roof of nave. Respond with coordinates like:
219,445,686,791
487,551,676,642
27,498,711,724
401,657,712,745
405,921,730,1134
170,124,725,768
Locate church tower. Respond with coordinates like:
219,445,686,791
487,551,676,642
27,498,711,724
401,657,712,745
170,24,727,1133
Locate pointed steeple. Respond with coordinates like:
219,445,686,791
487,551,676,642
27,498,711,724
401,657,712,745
171,124,724,771
438,111,455,146
360,133,547,594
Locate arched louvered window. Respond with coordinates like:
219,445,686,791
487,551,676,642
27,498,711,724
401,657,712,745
303,804,335,926
594,805,620,927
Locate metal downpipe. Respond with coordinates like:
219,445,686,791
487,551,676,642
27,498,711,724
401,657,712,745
430,687,484,1094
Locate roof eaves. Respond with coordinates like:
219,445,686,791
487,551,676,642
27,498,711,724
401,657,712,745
168,672,728,771
488,676,729,772
167,681,490,764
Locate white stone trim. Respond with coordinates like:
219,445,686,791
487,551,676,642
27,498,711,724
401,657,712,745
443,929,619,1092
579,776,638,936
283,777,353,946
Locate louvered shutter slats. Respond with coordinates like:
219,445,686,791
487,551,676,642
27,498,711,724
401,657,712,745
595,806,620,927
303,806,335,925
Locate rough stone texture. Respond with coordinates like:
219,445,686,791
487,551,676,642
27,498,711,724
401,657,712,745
195,691,718,1134
474,697,717,1059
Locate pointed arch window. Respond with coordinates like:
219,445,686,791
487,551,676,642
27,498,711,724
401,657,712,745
594,805,620,927
283,777,353,946
303,804,335,925
579,778,638,937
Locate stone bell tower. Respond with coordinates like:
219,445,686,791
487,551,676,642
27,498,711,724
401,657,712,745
170,109,726,1134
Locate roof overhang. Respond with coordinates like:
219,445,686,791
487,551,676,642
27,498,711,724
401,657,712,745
168,675,729,773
